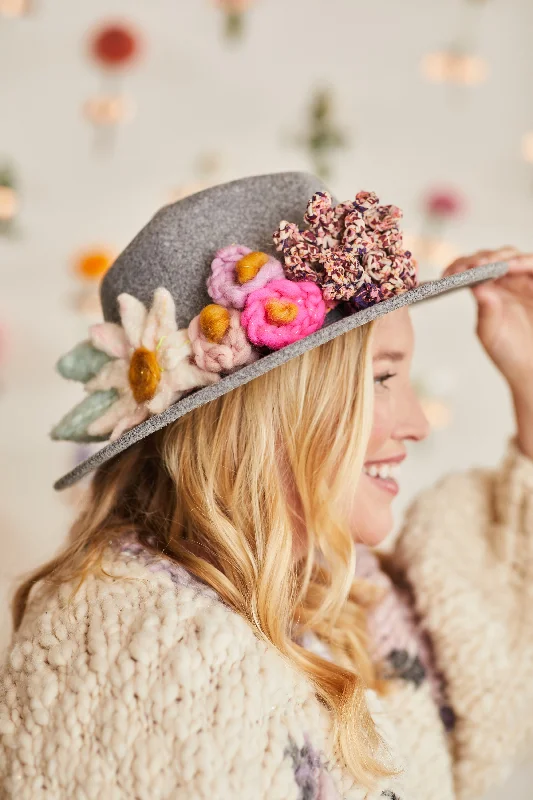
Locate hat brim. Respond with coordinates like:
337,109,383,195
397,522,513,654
54,261,507,491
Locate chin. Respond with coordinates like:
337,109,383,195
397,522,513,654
353,511,394,547
351,475,396,547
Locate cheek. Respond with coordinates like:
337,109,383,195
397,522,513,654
366,396,392,458
348,395,395,545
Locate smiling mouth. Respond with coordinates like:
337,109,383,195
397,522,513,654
363,462,401,496
363,463,399,480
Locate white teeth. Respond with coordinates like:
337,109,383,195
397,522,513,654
364,463,399,481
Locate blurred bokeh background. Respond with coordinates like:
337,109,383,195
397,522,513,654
1,2,532,795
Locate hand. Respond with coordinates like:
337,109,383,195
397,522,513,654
444,247,533,396
444,247,533,459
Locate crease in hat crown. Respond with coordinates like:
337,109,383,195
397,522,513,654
50,170,508,491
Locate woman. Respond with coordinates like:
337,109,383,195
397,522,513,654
1,172,532,800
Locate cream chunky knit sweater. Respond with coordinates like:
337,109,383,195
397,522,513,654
1,441,533,799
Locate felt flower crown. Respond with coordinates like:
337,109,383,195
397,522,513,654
52,190,417,444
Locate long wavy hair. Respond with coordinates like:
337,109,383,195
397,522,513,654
12,322,396,788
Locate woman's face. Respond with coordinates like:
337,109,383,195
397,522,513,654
350,308,430,546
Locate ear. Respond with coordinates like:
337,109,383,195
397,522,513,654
56,341,112,383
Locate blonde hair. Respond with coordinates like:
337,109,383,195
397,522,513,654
12,322,395,788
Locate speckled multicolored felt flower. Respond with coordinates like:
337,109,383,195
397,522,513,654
85,288,218,440
273,190,417,307
241,278,326,350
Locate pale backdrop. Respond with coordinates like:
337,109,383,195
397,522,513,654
1,1,532,796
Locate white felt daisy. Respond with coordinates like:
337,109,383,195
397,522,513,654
85,288,219,441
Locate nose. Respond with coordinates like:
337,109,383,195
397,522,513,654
394,385,431,443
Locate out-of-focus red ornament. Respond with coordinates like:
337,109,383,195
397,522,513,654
405,187,466,278
85,21,143,151
424,189,465,219
90,23,140,68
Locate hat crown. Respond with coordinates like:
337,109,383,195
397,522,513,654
101,172,330,330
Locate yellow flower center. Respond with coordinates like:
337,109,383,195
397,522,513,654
235,251,269,284
128,347,161,404
199,304,231,343
265,299,299,326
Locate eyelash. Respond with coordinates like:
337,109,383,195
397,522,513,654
374,372,396,387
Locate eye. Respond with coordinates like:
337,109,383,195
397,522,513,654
374,372,396,388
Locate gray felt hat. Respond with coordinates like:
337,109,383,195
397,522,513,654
52,171,507,491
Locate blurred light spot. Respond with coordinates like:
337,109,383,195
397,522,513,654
0,0,30,17
73,248,115,281
404,233,458,273
421,51,488,86
83,95,136,126
0,186,18,221
420,397,453,430
522,132,533,164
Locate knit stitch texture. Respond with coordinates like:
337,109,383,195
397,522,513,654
2,440,533,798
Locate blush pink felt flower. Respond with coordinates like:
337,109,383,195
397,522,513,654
207,245,284,310
85,288,218,441
241,279,326,350
188,307,258,373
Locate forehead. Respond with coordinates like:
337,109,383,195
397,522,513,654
372,307,414,359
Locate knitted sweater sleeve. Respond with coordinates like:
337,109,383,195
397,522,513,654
393,439,533,800
0,547,398,800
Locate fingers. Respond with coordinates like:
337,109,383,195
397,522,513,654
472,282,501,307
443,247,524,277
445,247,518,273
505,253,533,272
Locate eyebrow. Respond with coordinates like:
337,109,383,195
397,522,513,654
373,350,405,362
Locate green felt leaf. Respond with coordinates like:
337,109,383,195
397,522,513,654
56,341,112,383
50,389,118,442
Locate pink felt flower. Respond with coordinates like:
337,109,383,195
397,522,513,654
85,288,218,441
207,245,284,310
241,279,326,350
188,308,258,373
